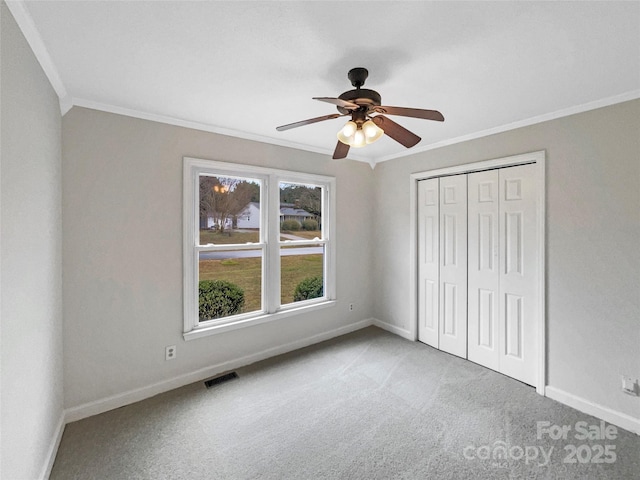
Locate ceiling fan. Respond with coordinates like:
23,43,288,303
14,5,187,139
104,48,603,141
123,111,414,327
276,67,444,159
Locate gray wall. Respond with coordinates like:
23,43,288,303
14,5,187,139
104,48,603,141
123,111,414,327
0,3,64,479
373,99,640,421
61,107,375,409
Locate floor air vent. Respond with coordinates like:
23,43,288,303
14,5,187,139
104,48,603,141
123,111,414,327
204,372,238,389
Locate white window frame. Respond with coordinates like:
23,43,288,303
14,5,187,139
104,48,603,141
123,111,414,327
183,157,336,340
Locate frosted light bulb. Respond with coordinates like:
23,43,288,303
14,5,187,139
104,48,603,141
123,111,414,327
362,120,384,144
337,121,357,145
352,129,366,148
342,121,356,136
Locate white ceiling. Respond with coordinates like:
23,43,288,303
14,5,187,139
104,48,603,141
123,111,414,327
11,1,640,164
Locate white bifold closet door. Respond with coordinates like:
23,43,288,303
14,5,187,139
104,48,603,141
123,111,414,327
498,163,538,386
417,177,440,347
418,163,538,387
438,175,468,358
467,169,501,371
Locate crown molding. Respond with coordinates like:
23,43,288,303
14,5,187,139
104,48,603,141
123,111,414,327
374,89,640,164
67,88,640,166
5,1,71,114
71,98,373,164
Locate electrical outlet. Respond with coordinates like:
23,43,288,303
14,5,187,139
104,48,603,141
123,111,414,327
165,345,176,361
349,303,354,312
621,376,638,396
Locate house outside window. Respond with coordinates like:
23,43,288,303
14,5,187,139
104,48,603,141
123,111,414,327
183,157,336,339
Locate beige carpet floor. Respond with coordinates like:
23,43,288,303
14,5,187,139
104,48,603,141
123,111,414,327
51,326,640,479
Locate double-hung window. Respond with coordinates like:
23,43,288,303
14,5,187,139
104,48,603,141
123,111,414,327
183,157,336,339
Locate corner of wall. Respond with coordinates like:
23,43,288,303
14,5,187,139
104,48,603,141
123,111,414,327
1,3,65,478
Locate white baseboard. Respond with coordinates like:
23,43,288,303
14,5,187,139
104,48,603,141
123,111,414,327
65,319,374,423
372,318,415,341
40,411,65,480
545,386,640,436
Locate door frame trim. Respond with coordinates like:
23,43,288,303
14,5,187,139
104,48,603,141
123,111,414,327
409,150,546,395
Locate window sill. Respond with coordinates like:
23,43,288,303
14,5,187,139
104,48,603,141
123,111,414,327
183,300,336,341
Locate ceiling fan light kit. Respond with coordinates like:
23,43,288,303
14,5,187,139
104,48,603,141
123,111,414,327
276,67,444,159
337,119,383,147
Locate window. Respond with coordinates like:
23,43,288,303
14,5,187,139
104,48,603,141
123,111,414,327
183,158,336,339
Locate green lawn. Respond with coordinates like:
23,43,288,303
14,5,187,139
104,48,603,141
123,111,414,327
199,229,322,244
200,230,259,244
199,253,323,316
280,253,323,303
283,230,322,240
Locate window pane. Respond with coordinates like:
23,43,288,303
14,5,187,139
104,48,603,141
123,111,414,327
279,182,322,237
199,250,262,321
280,244,324,306
199,175,260,245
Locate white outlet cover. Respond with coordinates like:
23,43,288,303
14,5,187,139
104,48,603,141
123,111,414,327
621,376,636,394
166,345,176,360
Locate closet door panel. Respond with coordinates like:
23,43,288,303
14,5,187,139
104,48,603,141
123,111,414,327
417,178,440,347
468,169,500,370
498,164,538,386
438,175,467,358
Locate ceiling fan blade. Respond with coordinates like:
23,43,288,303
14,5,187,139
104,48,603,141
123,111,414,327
313,97,359,110
333,141,350,159
276,113,345,131
372,115,421,148
373,106,444,122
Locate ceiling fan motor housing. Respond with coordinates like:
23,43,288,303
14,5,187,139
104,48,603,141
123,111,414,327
335,67,382,114
337,88,382,114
